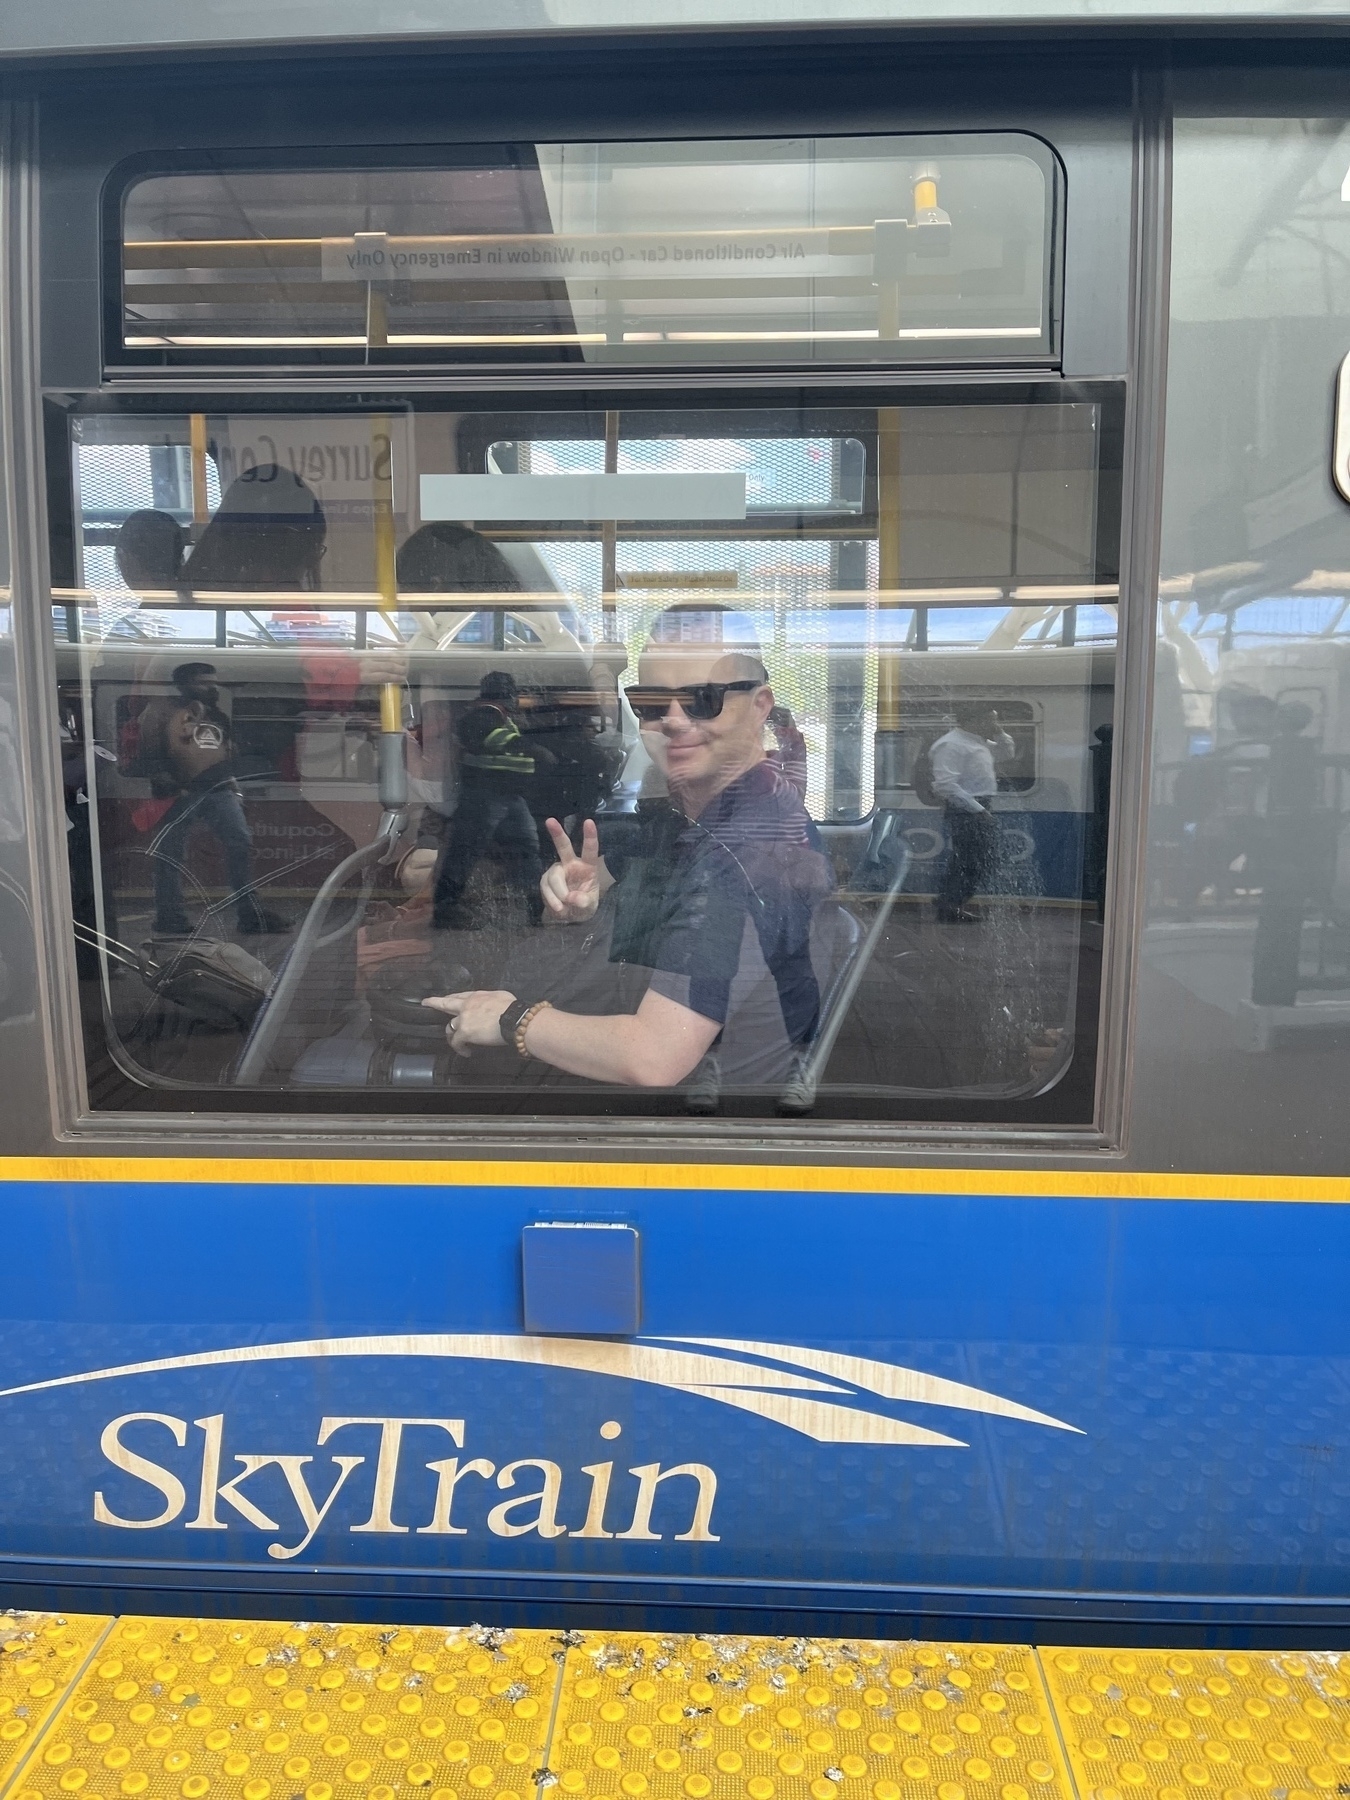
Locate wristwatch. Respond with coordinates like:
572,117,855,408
497,997,534,1046
497,996,554,1059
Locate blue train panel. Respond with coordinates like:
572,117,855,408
0,1171,1346,1628
898,812,1090,903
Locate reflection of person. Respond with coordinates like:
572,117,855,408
115,510,186,591
181,465,326,589
134,664,285,938
521,699,620,853
422,605,832,1089
930,701,1015,923
397,522,523,605
1251,701,1323,1007
177,463,410,774
431,671,544,930
1172,687,1275,913
767,703,809,799
396,521,528,891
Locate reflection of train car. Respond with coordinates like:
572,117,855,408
888,644,1116,900
1149,630,1350,1046
1152,631,1350,904
8,0,1350,1676
56,613,628,815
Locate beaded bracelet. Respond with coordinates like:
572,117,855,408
514,999,553,1059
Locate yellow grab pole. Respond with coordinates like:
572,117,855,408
602,409,619,641
189,414,210,528
372,416,407,806
366,284,388,350
372,415,401,733
876,406,902,738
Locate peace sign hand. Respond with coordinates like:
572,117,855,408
540,817,605,923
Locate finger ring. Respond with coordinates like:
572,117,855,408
448,1016,458,1033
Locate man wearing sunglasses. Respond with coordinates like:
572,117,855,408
423,605,832,1090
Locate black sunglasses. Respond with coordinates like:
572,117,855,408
627,679,764,724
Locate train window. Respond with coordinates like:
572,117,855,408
111,134,1060,369
52,388,1120,1125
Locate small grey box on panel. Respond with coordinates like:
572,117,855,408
522,1223,641,1337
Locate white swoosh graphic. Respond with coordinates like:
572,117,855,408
0,1335,845,1402
656,1336,1081,1434
679,1387,966,1446
0,1332,1072,1445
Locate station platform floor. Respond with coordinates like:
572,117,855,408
0,1616,1342,1800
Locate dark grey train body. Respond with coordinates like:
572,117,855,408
0,1,1346,1641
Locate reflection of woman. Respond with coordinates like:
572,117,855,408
395,525,529,893
398,521,523,612
180,465,326,590
182,462,409,776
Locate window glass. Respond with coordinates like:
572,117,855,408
116,134,1058,368
53,392,1118,1123
1149,112,1350,1133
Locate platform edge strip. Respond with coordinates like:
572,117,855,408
0,1618,118,1800
1032,1646,1084,1800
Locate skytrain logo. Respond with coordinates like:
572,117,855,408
0,1336,1080,1563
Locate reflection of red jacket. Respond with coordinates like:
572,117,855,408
300,650,364,711
267,651,379,783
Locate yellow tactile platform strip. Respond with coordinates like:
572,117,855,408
0,1614,113,1792
1042,1647,1350,1800
548,1634,1070,1800
5,1618,557,1800
4,1623,1349,1800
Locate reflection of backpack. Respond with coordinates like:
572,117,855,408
138,937,273,1032
909,737,941,808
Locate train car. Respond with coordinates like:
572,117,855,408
4,0,1350,1697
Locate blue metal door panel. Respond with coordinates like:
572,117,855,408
0,1177,1344,1615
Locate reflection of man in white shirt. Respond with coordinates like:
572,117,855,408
929,702,1015,922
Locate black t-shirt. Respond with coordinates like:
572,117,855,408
597,760,834,1086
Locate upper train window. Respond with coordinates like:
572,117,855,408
51,390,1119,1127
111,135,1061,369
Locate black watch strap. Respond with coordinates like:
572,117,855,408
497,997,534,1046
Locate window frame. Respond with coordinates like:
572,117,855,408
46,375,1125,1136
101,134,1066,379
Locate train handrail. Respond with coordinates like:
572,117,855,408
232,809,403,1086
777,823,911,1117
686,815,910,1119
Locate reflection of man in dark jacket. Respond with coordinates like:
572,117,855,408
521,699,621,858
1252,701,1325,1006
432,671,544,929
133,663,286,938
